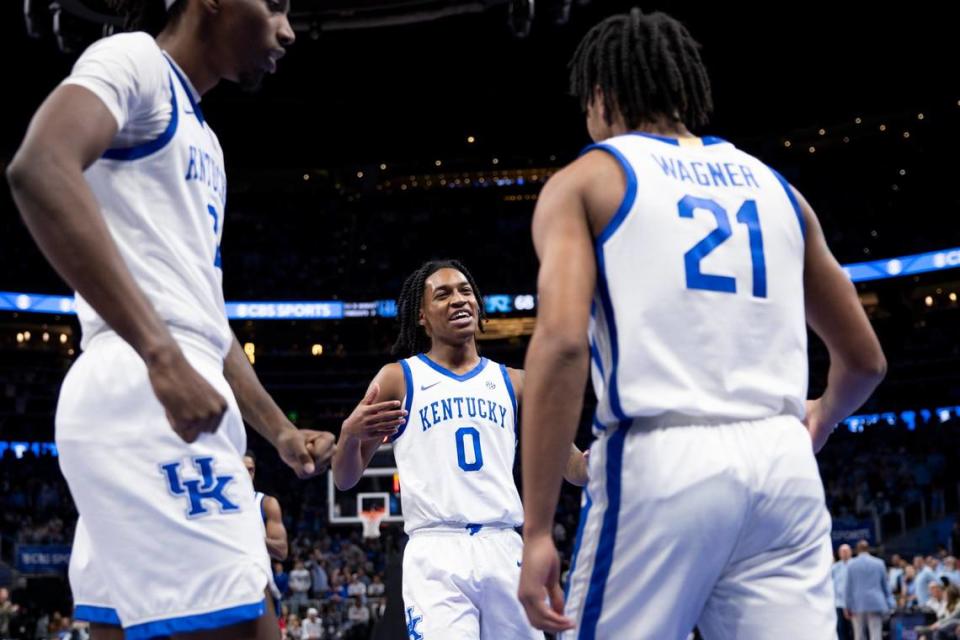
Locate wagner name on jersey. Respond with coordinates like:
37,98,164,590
390,355,522,534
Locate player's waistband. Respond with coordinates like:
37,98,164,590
408,522,521,537
84,327,226,365
624,411,803,431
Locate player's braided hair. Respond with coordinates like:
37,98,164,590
569,7,713,130
391,260,486,358
106,0,186,34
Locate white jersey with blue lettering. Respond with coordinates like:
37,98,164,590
391,354,522,534
587,132,808,431
62,32,232,357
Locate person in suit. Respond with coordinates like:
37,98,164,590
846,540,893,640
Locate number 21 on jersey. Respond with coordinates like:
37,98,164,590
678,195,766,298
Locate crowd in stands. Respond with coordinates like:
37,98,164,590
833,542,960,640
2,415,960,638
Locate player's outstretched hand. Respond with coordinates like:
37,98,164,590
341,383,407,444
518,533,575,633
147,345,227,443
276,428,336,479
803,398,835,453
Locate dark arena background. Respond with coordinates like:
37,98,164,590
1,1,960,639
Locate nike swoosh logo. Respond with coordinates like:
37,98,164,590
517,561,522,567
420,382,441,391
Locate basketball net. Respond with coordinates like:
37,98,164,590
360,507,386,539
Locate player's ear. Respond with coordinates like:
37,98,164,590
418,309,425,327
197,0,220,16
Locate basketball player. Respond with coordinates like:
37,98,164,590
517,8,886,640
7,1,335,638
244,451,287,619
244,451,288,562
332,259,588,639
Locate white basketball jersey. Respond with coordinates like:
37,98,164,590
391,355,523,534
64,33,232,357
588,132,808,432
254,491,267,526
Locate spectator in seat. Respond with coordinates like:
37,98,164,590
926,583,948,618
289,560,312,615
0,587,20,639
919,558,943,607
900,565,919,609
346,597,370,640
275,561,290,598
917,584,960,640
301,607,323,640
942,558,960,587
346,573,366,603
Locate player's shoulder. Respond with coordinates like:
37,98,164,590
373,361,407,400
501,365,524,395
78,31,163,67
70,31,167,97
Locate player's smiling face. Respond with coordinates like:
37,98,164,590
214,0,295,91
420,268,479,346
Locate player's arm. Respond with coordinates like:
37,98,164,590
5,85,226,443
509,368,589,487
332,364,408,491
518,160,598,633
262,495,289,561
225,336,335,478
795,186,887,452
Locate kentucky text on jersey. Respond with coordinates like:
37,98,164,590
418,396,510,432
185,145,227,207
651,154,761,189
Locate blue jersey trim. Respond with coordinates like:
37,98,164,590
591,415,606,433
579,425,628,639
101,76,178,161
580,143,635,424
701,135,728,146
256,492,267,523
163,52,205,125
416,354,488,382
579,143,639,247
564,487,593,602
499,364,519,434
769,167,807,239
74,605,121,626
389,360,414,442
124,599,265,640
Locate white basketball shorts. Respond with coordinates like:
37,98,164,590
402,526,543,640
58,332,271,639
562,415,836,640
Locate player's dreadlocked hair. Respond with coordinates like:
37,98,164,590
391,260,487,358
106,0,186,35
569,8,713,130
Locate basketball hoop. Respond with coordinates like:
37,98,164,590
360,507,386,539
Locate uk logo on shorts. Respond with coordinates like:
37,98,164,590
159,456,240,519
406,606,423,640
